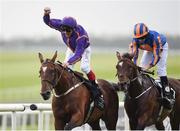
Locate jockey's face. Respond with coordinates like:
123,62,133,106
61,26,73,38
137,35,147,43
65,30,73,38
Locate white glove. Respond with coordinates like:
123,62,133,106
44,7,51,15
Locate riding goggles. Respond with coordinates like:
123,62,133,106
137,35,147,40
60,25,73,32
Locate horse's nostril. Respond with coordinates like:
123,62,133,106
46,91,51,95
41,91,51,100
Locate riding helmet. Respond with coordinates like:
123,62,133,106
61,16,77,29
133,23,149,38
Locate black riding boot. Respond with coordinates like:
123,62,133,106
160,76,174,109
90,80,104,110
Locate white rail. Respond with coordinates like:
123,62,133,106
0,103,172,130
0,102,128,130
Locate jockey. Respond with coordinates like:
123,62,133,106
129,23,174,109
43,7,104,109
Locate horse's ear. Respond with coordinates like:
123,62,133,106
116,51,122,60
38,52,44,63
51,51,57,63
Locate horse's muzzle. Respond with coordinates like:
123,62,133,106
41,91,51,100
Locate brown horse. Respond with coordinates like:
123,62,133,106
38,51,119,130
115,52,180,130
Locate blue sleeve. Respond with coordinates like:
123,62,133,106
68,36,89,64
43,14,62,30
150,38,162,66
131,39,139,65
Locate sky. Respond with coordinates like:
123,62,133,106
0,0,180,40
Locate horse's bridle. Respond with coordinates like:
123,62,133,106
117,58,154,86
40,62,65,94
116,58,153,99
116,58,140,85
40,62,84,98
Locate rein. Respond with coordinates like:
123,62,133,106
117,58,153,99
41,61,84,98
52,81,84,97
125,73,153,100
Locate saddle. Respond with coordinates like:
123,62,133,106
57,61,96,89
143,74,175,100
142,73,176,121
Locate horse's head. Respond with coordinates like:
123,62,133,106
38,51,59,100
116,52,138,85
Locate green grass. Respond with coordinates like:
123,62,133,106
0,51,180,102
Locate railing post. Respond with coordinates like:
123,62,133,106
2,114,7,131
11,111,16,131
124,109,129,130
38,111,43,131
45,112,50,131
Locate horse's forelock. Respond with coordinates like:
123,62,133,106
43,59,55,64
122,53,132,60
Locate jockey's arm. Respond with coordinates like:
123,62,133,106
67,36,89,65
43,14,62,30
150,40,161,67
130,42,139,65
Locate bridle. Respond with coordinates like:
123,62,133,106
40,61,65,96
116,58,153,99
116,58,140,84
40,61,84,98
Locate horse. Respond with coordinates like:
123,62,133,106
115,51,180,130
38,51,119,130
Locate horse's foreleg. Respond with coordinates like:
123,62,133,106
89,120,101,130
170,113,180,130
64,112,84,130
54,118,66,130
136,115,148,130
129,118,137,130
155,121,165,130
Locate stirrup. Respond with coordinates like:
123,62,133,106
95,95,104,110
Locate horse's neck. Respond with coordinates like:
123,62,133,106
128,71,144,98
54,70,77,95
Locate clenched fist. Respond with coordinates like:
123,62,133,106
44,7,51,15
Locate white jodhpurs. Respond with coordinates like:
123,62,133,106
140,42,168,77
64,47,91,74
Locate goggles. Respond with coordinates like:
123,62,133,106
137,35,147,40
60,26,73,32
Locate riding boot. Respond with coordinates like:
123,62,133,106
160,76,174,109
90,80,104,110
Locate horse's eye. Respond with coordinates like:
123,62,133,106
116,65,118,69
39,70,41,77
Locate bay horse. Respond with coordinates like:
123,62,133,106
38,51,119,130
115,52,180,130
